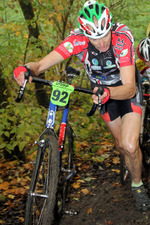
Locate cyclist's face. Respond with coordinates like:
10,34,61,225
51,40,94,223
88,31,111,52
145,61,150,67
87,15,111,52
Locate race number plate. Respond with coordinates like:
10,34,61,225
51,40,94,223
51,81,74,106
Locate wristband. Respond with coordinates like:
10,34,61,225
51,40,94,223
13,66,27,79
102,87,110,104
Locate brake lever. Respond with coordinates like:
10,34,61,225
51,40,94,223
97,93,102,112
95,85,104,112
15,71,30,103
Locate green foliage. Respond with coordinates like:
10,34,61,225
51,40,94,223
0,0,150,161
0,0,149,69
0,99,45,155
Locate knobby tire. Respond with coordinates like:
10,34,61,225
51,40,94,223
25,132,59,225
141,101,150,168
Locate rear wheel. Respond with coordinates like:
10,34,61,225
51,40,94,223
25,132,59,225
54,123,74,219
141,102,150,168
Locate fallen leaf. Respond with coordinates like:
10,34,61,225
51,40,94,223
81,188,90,195
78,179,85,183
105,220,114,224
0,193,5,202
18,217,24,223
113,156,120,165
7,194,15,199
86,207,92,214
113,183,121,187
111,169,120,174
0,182,9,190
73,197,79,201
84,177,95,182
81,164,90,170
72,182,81,189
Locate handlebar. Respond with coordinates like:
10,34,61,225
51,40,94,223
15,66,100,116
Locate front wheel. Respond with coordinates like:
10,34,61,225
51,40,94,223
25,132,59,225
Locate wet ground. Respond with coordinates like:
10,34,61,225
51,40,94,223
0,147,150,225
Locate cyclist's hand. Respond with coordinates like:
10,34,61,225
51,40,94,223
13,66,33,86
92,86,110,104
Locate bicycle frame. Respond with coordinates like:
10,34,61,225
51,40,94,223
45,99,73,180
46,101,69,148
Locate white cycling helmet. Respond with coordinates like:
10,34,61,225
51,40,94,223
78,1,113,39
137,37,150,62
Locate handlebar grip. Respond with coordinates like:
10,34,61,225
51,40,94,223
87,103,97,116
15,79,28,102
66,66,80,76
15,71,30,102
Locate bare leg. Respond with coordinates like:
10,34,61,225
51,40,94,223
105,112,142,184
103,112,150,212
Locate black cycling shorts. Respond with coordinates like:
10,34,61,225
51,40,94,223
91,75,143,122
100,98,142,122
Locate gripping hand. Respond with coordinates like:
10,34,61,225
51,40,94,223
13,66,32,79
95,85,110,104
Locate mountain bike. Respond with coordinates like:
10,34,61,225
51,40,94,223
139,81,150,168
16,66,102,225
120,79,150,185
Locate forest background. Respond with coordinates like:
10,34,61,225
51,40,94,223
0,0,150,162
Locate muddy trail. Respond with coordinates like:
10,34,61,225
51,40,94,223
0,147,150,225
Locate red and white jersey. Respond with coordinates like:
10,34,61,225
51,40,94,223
55,23,135,86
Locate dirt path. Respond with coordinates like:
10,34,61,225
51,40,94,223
0,149,150,225
54,157,150,225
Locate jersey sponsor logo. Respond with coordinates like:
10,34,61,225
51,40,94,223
120,57,130,64
74,40,86,46
91,65,102,70
111,74,117,78
104,60,116,69
106,60,112,66
120,49,128,57
63,42,73,53
92,58,98,66
103,50,112,59
115,38,126,50
92,74,106,80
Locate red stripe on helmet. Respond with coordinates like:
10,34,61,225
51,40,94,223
78,17,92,34
136,43,146,62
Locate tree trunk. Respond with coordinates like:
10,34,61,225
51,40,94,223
18,0,49,107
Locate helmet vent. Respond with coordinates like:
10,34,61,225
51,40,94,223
89,4,93,10
101,6,105,14
95,4,99,15
84,8,90,18
80,13,85,19
106,23,110,30
86,30,92,35
101,18,105,30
